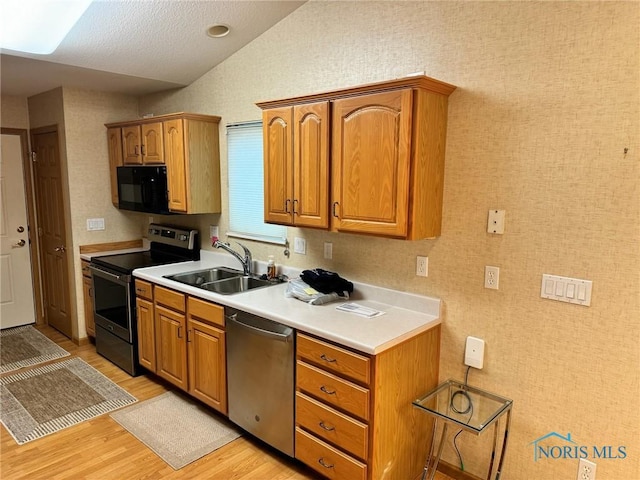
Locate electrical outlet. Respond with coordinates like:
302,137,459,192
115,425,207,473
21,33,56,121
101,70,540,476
324,242,333,260
293,237,306,255
577,459,596,480
416,256,428,277
484,266,500,289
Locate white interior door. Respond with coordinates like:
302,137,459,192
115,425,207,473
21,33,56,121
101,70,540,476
0,134,36,329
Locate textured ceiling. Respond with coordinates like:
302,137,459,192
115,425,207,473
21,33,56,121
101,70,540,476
0,0,305,97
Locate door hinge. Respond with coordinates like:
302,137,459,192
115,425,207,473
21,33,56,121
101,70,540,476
31,151,37,162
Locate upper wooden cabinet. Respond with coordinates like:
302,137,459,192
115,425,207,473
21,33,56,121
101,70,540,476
106,113,222,214
257,76,456,239
106,127,123,207
122,122,164,165
263,102,330,228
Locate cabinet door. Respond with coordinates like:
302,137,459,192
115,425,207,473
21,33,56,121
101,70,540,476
137,297,156,372
163,119,188,212
82,276,95,337
155,304,188,390
122,126,142,164
141,122,164,164
106,127,123,206
188,318,227,414
293,102,330,228
263,107,294,225
331,89,413,237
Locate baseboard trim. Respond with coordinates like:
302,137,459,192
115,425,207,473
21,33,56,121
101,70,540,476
438,459,483,480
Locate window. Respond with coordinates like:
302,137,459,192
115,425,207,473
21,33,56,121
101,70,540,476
226,122,287,244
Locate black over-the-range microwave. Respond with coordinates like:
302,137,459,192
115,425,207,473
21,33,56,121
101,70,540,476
117,166,171,214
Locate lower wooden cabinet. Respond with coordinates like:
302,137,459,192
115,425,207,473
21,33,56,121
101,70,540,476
155,303,188,390
295,427,367,480
81,260,95,338
154,286,188,390
136,297,156,371
295,328,441,480
135,282,227,415
187,297,226,414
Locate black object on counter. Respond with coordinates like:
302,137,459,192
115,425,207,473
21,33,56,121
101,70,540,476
301,268,354,295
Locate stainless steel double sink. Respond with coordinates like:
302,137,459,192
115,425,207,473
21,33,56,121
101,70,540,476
164,266,279,295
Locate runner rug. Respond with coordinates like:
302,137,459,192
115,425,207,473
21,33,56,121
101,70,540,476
0,357,137,445
110,391,242,470
0,325,70,374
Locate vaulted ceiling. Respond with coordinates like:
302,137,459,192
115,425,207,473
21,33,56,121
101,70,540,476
0,1,305,97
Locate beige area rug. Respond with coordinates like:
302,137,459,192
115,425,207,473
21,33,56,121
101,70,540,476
110,391,242,470
0,325,70,374
0,357,137,445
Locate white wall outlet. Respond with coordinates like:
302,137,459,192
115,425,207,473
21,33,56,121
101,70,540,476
464,336,485,369
323,242,333,260
416,256,428,277
577,459,596,480
484,265,500,289
294,237,306,255
487,209,505,234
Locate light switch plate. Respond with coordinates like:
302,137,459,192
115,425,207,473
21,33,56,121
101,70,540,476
541,274,592,306
86,218,105,231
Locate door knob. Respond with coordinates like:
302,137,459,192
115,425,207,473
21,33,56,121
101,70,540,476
54,245,66,252
13,239,26,248
17,226,25,233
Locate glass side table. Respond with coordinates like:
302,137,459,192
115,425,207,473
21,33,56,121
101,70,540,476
413,379,513,480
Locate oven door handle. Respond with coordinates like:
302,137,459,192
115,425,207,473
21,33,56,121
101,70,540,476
89,265,131,284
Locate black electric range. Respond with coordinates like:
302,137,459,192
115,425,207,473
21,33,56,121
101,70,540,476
89,224,199,375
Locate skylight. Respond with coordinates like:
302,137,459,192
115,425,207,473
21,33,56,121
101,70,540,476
0,0,92,55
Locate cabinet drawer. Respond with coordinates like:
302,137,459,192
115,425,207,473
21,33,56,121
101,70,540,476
187,296,224,328
297,333,370,385
134,279,153,301
155,286,185,312
296,392,368,461
297,361,369,421
295,427,366,480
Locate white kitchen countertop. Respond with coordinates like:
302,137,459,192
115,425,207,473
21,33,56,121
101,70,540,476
133,251,441,355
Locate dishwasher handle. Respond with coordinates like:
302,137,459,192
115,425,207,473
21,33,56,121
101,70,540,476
226,312,293,342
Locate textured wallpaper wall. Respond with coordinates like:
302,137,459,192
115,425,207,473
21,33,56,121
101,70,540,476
1,95,29,129
61,88,145,336
5,88,144,338
139,2,639,478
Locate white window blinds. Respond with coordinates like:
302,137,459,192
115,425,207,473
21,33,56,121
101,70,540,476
226,122,287,244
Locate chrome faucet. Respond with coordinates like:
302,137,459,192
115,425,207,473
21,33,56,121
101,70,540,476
213,239,253,275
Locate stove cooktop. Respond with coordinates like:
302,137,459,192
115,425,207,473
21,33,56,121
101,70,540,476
91,251,191,274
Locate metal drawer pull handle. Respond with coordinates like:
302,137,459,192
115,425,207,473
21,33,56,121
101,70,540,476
320,385,336,395
319,421,335,431
318,458,334,469
320,353,336,363
136,288,144,293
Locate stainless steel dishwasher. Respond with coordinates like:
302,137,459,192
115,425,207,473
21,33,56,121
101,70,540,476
225,307,295,456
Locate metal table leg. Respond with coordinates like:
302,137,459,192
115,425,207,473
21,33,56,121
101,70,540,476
494,408,512,480
422,420,448,480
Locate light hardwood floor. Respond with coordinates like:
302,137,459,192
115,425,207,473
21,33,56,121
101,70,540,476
1,325,453,480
